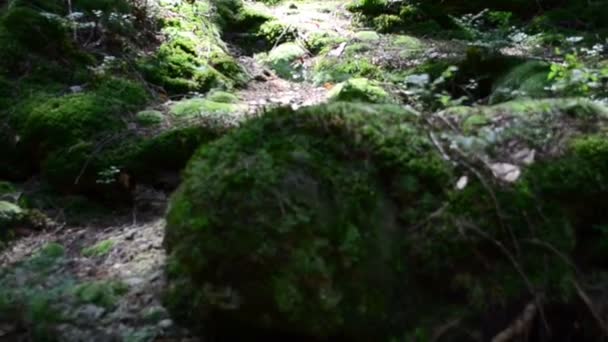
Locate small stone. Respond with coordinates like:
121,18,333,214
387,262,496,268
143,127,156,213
70,85,84,93
124,277,144,287
124,230,137,240
159,319,173,329
76,304,106,321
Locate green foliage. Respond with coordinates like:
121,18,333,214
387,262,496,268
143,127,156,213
82,239,115,257
548,52,608,97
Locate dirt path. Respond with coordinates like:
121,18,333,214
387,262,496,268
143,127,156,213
236,0,354,114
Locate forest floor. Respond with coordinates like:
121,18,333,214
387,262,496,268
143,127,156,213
0,1,357,341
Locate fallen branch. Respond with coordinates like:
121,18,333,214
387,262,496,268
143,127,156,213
492,297,541,342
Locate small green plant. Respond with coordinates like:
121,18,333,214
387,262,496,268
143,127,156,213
96,166,120,185
82,239,115,257
548,51,607,97
73,280,128,308
401,65,466,110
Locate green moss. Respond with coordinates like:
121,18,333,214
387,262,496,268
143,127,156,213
139,36,231,94
136,110,165,126
21,93,122,156
257,20,297,46
0,7,70,57
125,126,224,185
82,239,115,257
346,0,389,16
0,182,16,197
139,2,246,94
0,201,24,235
170,98,244,117
391,35,422,49
163,98,608,339
353,30,381,42
38,242,65,259
260,42,307,79
304,31,345,55
328,78,390,103
73,280,128,308
207,90,240,104
313,56,381,84
164,102,449,339
373,14,403,33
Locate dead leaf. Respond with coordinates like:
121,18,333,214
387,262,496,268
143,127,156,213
490,163,521,183
328,42,347,57
456,176,468,190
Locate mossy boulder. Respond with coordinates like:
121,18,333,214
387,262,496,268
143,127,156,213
164,102,450,339
18,78,147,160
170,97,245,118
304,31,345,54
256,20,297,46
313,56,381,84
164,98,608,340
328,78,390,103
136,110,165,127
0,201,25,232
373,14,403,33
139,36,235,94
139,2,247,94
489,61,552,104
353,30,381,42
260,42,307,79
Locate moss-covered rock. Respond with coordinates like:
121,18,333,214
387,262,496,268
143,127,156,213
256,20,297,46
164,102,450,339
313,56,381,84
259,42,307,79
136,110,165,127
0,201,25,232
18,77,147,159
304,31,345,55
164,98,608,340
489,61,552,104
139,2,247,94
170,97,245,118
328,78,390,103
353,30,381,42
372,14,403,33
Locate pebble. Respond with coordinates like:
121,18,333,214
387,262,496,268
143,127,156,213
159,319,173,329
76,304,106,321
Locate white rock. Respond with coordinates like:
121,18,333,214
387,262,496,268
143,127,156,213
490,163,521,183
